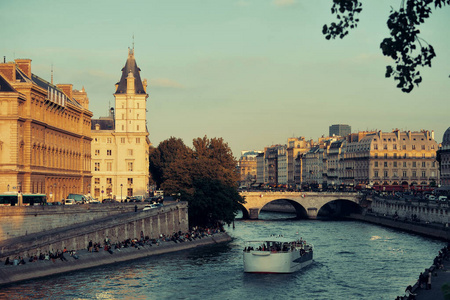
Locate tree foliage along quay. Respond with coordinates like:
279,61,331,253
149,136,245,227
322,0,450,93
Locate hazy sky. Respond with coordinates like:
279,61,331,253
1,0,449,157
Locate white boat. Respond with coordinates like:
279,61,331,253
243,235,313,273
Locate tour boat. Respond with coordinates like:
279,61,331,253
243,235,313,273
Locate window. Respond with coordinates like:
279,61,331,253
403,171,407,177
393,153,397,158
393,162,397,167
384,171,388,177
107,150,112,156
137,125,140,131
95,149,100,156
137,103,139,109
383,144,388,150
374,144,378,150
432,162,436,167
136,138,140,144
107,138,112,144
374,153,378,158
374,162,378,167
422,162,426,167
137,114,139,119
94,178,100,184
421,145,425,150
128,149,133,156
122,125,124,131
107,162,112,171
122,114,124,119
412,171,417,177
128,162,133,171
121,137,125,144
128,178,133,185
412,145,416,150
106,178,112,184
422,171,426,177
384,154,388,159
412,162,416,167
402,145,406,150
393,144,397,150
403,162,407,167
94,162,100,171
374,171,378,177
384,162,388,167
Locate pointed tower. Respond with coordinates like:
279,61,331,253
90,48,151,201
114,48,148,134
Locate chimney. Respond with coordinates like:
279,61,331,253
15,59,32,78
0,62,16,82
57,84,73,100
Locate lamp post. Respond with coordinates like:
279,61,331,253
101,186,104,202
120,184,123,202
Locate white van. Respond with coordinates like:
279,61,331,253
439,196,448,202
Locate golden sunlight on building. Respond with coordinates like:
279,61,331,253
0,58,93,202
90,49,151,201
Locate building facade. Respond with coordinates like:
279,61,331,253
0,58,93,201
438,127,450,187
329,124,351,137
90,49,151,200
238,150,262,188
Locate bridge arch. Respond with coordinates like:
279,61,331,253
240,192,361,220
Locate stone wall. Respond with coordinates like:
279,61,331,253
0,202,189,259
370,197,450,224
0,203,144,240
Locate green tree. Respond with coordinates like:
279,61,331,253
149,136,245,227
323,0,450,93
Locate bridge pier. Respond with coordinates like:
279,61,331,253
307,208,318,219
249,208,260,220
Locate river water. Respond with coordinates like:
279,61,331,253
1,212,446,300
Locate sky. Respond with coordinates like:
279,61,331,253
1,0,449,158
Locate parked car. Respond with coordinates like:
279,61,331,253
102,198,116,203
64,199,76,205
428,195,436,201
143,203,163,211
439,196,448,202
67,194,88,204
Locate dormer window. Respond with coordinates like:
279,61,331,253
95,124,100,130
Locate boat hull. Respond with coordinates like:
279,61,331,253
243,250,313,273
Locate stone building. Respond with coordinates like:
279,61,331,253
90,49,151,201
238,151,262,188
438,127,450,188
342,130,439,187
0,58,93,201
287,137,311,187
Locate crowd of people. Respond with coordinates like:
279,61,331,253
1,225,225,268
396,243,450,300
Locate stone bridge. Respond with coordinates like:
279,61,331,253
240,192,362,219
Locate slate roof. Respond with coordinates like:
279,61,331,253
0,73,15,92
91,118,115,130
115,49,146,95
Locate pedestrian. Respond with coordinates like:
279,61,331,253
427,271,432,289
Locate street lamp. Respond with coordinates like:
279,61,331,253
101,186,104,202
120,184,123,202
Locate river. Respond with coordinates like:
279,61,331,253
1,212,445,300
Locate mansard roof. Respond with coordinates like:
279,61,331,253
115,48,146,95
0,73,15,92
91,117,115,131
31,74,83,109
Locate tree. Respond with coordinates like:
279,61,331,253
149,136,245,227
149,137,191,189
323,0,450,93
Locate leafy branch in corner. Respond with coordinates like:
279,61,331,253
323,0,450,93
